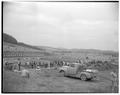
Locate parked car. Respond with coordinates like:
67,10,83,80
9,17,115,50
59,63,98,81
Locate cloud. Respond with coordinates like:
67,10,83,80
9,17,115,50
37,14,61,26
80,20,104,25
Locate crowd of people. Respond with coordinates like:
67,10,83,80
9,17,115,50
3,58,72,71
3,56,114,71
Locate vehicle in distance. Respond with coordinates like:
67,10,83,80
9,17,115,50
59,63,98,81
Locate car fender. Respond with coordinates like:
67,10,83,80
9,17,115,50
79,72,91,79
59,66,68,73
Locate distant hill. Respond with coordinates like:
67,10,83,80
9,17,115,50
17,42,45,51
3,33,44,51
3,33,118,57
3,33,17,44
69,49,119,57
40,47,118,57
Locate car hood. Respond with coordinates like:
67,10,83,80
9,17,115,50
59,66,69,70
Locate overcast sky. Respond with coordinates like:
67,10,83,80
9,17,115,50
3,2,118,51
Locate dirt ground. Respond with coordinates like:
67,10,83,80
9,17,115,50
3,68,118,93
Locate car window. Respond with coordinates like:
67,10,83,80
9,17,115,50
70,64,75,67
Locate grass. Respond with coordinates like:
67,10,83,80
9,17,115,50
2,68,118,93
3,70,27,92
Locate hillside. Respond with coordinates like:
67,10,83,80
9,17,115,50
3,42,42,52
3,33,45,51
36,46,118,57
3,33,52,57
3,33,118,59
3,33,17,44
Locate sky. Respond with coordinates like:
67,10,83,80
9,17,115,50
3,2,118,51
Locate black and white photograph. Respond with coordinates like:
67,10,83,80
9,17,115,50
2,0,119,93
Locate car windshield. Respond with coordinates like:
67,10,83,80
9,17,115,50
68,64,75,67
71,64,75,67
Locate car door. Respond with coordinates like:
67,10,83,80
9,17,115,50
67,64,76,75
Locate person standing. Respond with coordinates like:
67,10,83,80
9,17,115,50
17,59,21,71
21,69,30,78
110,71,118,92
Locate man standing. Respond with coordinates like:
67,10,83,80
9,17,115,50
18,58,21,71
110,71,118,92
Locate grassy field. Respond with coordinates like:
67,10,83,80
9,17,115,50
3,68,118,93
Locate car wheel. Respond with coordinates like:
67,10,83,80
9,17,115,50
80,74,87,81
59,70,65,76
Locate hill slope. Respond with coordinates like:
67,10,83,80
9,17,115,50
3,33,45,51
3,33,17,44
3,33,118,58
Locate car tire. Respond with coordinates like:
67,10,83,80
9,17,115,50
59,70,65,76
80,74,87,81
